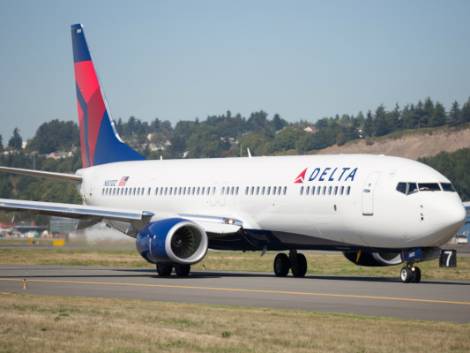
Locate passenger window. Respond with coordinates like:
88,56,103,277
306,186,310,195
322,186,326,195
312,186,316,195
328,186,332,195
267,186,271,195
300,186,304,195
346,186,351,195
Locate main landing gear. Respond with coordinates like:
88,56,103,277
400,263,421,283
274,250,308,277
156,263,191,277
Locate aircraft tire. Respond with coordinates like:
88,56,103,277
274,253,290,277
156,263,173,276
400,267,413,283
411,266,421,283
291,253,307,277
174,264,191,277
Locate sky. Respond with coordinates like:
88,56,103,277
0,0,469,140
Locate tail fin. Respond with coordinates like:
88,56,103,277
71,24,144,168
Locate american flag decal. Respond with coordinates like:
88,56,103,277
118,176,129,187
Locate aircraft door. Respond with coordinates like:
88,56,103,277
362,172,380,216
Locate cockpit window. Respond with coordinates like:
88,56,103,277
396,182,418,195
396,182,407,194
408,183,418,194
441,183,456,192
418,183,441,192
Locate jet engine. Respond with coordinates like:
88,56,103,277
343,250,403,267
136,218,208,265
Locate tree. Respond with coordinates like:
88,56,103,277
462,97,470,123
422,97,435,127
430,102,446,127
8,128,22,150
374,105,389,136
415,101,425,128
270,127,304,153
363,111,374,137
272,114,287,131
387,104,401,131
28,120,79,154
0,134,3,152
448,101,461,125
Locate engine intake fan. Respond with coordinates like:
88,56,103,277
136,218,208,265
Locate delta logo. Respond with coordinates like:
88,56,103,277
294,167,358,184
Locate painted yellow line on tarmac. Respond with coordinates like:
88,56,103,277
0,277,469,306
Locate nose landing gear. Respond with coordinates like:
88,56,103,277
400,264,421,283
273,250,308,277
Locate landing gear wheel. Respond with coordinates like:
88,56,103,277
291,253,307,277
274,253,290,277
411,266,421,283
174,264,191,277
400,267,413,283
156,263,173,276
400,265,421,283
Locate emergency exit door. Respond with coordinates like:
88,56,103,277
362,172,380,216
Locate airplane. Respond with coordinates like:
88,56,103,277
0,24,466,283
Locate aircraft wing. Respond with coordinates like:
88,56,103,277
0,199,244,235
0,198,153,223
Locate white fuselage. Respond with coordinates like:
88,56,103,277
77,154,466,250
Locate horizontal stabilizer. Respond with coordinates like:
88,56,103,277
0,166,82,183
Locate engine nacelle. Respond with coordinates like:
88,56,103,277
343,250,403,267
136,218,208,265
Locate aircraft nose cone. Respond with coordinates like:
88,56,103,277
436,201,466,240
445,202,466,228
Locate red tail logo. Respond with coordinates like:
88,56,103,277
294,168,307,184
